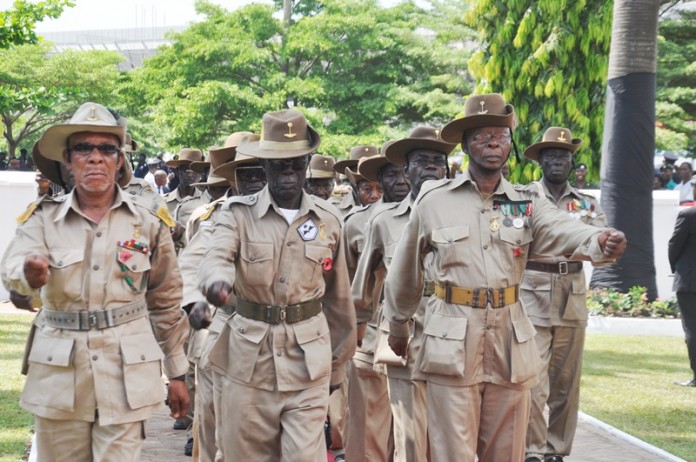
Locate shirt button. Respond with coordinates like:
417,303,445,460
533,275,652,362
280,277,286,283
132,265,138,270
516,240,521,244
47,355,53,362
239,327,245,333
316,331,321,336
57,261,63,266
483,245,488,250
287,242,292,247
480,209,486,214
250,255,256,262
96,232,102,237
92,355,98,360
93,265,99,271
276,351,282,357
442,332,448,338
140,354,146,361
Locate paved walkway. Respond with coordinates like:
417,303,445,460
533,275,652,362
1,302,686,461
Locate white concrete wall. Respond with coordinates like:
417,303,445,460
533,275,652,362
0,172,41,300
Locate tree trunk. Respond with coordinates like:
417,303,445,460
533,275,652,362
590,0,660,299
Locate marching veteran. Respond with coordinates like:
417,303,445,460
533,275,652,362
522,127,607,462
1,102,190,461
383,94,627,462
198,109,356,461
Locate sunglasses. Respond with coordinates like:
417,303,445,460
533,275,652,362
70,143,120,156
265,156,309,172
236,166,267,181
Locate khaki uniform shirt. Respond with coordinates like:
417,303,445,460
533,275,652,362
199,187,356,390
164,187,200,215
521,181,607,328
124,177,167,210
176,189,211,233
331,191,359,218
383,171,610,389
1,188,189,425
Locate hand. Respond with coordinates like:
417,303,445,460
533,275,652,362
206,281,232,307
9,290,35,311
170,222,185,242
189,302,212,330
388,334,408,358
598,228,627,260
167,379,190,420
23,254,49,289
356,323,367,348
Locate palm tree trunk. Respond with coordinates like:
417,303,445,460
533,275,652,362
590,0,661,299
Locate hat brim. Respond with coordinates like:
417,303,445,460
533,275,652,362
235,125,320,159
191,176,230,187
359,157,392,182
33,144,64,185
345,167,368,187
384,139,457,166
38,124,126,163
441,106,517,143
208,145,237,159
333,159,358,174
117,156,133,188
189,161,210,174
524,139,582,162
212,158,262,182
307,170,336,179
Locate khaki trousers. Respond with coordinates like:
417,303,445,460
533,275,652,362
327,366,348,451
387,377,428,462
526,325,585,458
34,415,143,462
215,374,328,462
193,364,217,462
344,361,392,462
427,382,530,462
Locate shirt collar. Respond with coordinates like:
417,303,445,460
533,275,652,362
394,194,414,217
254,186,320,220
451,168,518,199
55,187,138,222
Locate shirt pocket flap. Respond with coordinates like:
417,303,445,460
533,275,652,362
116,250,151,273
235,316,269,344
120,333,164,365
240,241,274,264
423,314,467,340
499,226,533,247
512,317,537,343
520,272,551,291
49,249,83,269
571,278,587,295
432,225,470,245
29,333,74,367
293,314,330,345
305,244,332,264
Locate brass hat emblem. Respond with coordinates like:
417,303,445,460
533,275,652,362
86,106,99,121
284,122,296,139
557,131,567,142
478,101,488,115
323,159,328,167
435,129,441,140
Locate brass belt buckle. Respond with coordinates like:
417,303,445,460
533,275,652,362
279,305,287,322
88,312,98,329
558,261,569,275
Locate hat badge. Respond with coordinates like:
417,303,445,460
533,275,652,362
323,159,328,167
435,129,441,140
284,122,296,139
86,106,99,121
478,101,488,115
557,131,567,142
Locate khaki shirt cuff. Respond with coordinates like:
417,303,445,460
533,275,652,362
389,322,410,338
18,273,41,301
163,349,189,379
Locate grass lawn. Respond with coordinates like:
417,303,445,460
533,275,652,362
0,314,33,462
582,333,696,462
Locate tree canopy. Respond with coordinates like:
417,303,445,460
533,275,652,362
0,0,73,48
116,0,472,157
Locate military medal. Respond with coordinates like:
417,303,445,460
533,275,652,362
490,216,500,232
133,225,141,238
318,222,327,240
591,212,597,218
503,217,512,227
513,217,524,229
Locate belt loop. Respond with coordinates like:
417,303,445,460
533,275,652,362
559,261,568,275
472,288,480,308
445,285,452,304
280,306,287,322
265,305,275,324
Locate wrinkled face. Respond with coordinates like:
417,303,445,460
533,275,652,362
64,132,123,195
404,149,447,196
177,165,200,187
463,127,512,173
379,162,410,202
539,148,573,185
304,177,335,200
356,180,382,206
575,165,587,183
235,164,267,195
261,155,310,204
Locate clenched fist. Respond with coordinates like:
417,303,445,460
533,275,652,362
597,228,627,261
23,254,49,289
206,281,232,307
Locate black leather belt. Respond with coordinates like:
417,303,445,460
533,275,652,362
525,261,583,275
235,299,322,324
43,300,147,331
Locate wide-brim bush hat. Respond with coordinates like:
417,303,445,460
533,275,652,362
524,127,582,162
441,93,518,143
236,109,320,159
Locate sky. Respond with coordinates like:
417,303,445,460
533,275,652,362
0,0,265,32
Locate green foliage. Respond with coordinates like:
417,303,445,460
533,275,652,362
116,0,473,157
465,0,612,184
0,42,123,156
656,10,696,156
0,0,73,48
586,286,680,318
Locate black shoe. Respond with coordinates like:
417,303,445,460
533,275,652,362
184,438,193,457
173,416,192,430
525,457,543,462
545,456,564,462
674,378,696,387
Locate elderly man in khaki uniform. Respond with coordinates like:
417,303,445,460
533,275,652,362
521,128,607,462
331,145,380,216
197,109,356,461
383,94,627,462
1,102,190,461
353,127,455,462
304,154,336,201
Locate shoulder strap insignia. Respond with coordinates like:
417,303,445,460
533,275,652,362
156,205,176,227
16,202,38,224
200,203,217,222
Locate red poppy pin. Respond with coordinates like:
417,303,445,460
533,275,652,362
513,246,524,257
323,257,333,271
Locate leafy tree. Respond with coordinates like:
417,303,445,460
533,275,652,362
0,0,74,48
0,41,123,156
116,0,472,157
464,0,613,184
656,8,696,155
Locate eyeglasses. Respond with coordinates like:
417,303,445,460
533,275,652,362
265,157,309,172
236,166,267,181
70,143,120,156
408,156,448,168
469,132,512,144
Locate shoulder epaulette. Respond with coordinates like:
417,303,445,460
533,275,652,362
200,197,226,221
16,195,59,224
367,200,399,224
313,196,343,224
344,203,370,221
414,178,450,206
225,194,257,209
130,195,176,227
513,183,541,200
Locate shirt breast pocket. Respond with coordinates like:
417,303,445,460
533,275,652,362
431,225,470,269
115,249,152,298
240,241,274,288
305,243,332,282
47,249,84,302
498,225,533,248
